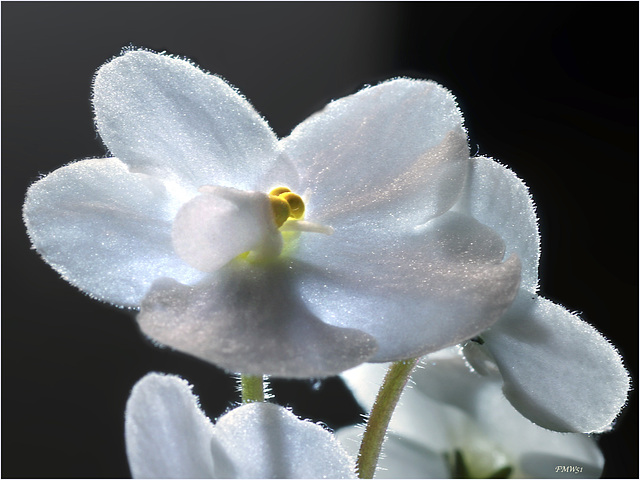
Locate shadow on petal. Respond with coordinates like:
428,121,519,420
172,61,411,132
136,260,378,378
209,436,237,478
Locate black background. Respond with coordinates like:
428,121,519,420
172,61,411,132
2,2,637,478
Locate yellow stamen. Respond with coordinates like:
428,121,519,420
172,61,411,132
269,195,291,228
268,187,306,227
269,186,292,196
281,192,305,219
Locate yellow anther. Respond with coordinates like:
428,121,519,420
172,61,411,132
269,195,291,228
267,187,306,227
281,192,305,219
269,186,292,196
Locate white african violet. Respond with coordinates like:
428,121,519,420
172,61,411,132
23,49,522,377
125,373,356,479
339,350,605,478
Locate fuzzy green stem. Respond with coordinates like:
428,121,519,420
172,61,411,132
240,374,265,403
356,358,420,478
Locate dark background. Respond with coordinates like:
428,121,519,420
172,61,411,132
2,2,637,478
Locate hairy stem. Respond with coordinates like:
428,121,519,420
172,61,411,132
240,374,265,403
356,358,420,478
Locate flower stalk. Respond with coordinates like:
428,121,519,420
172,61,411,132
356,357,420,478
240,374,265,403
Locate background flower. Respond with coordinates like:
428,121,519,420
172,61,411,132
126,373,355,478
4,3,636,477
338,350,605,478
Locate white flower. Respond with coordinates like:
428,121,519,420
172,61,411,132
126,373,355,478
454,157,629,433
338,350,605,479
23,49,521,377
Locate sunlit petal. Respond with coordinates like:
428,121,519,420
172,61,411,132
296,212,521,360
454,156,540,291
94,49,296,192
482,290,630,433
212,402,356,478
23,157,204,307
282,79,468,226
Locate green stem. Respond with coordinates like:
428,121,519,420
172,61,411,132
240,374,265,403
356,358,420,479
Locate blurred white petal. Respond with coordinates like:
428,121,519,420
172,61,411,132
336,426,449,479
473,370,604,478
341,359,460,454
126,373,356,478
341,350,604,478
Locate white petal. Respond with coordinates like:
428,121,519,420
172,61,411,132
23,158,205,307
212,402,356,478
137,261,378,378
416,352,604,478
482,290,630,433
344,351,604,479
125,373,215,478
282,78,468,226
340,362,387,410
342,357,496,477
472,377,604,478
172,186,282,272
94,50,295,192
375,434,450,479
341,361,460,454
455,156,540,291
335,426,449,479
410,349,494,413
296,211,521,361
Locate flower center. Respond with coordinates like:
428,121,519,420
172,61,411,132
268,187,305,228
447,449,513,479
